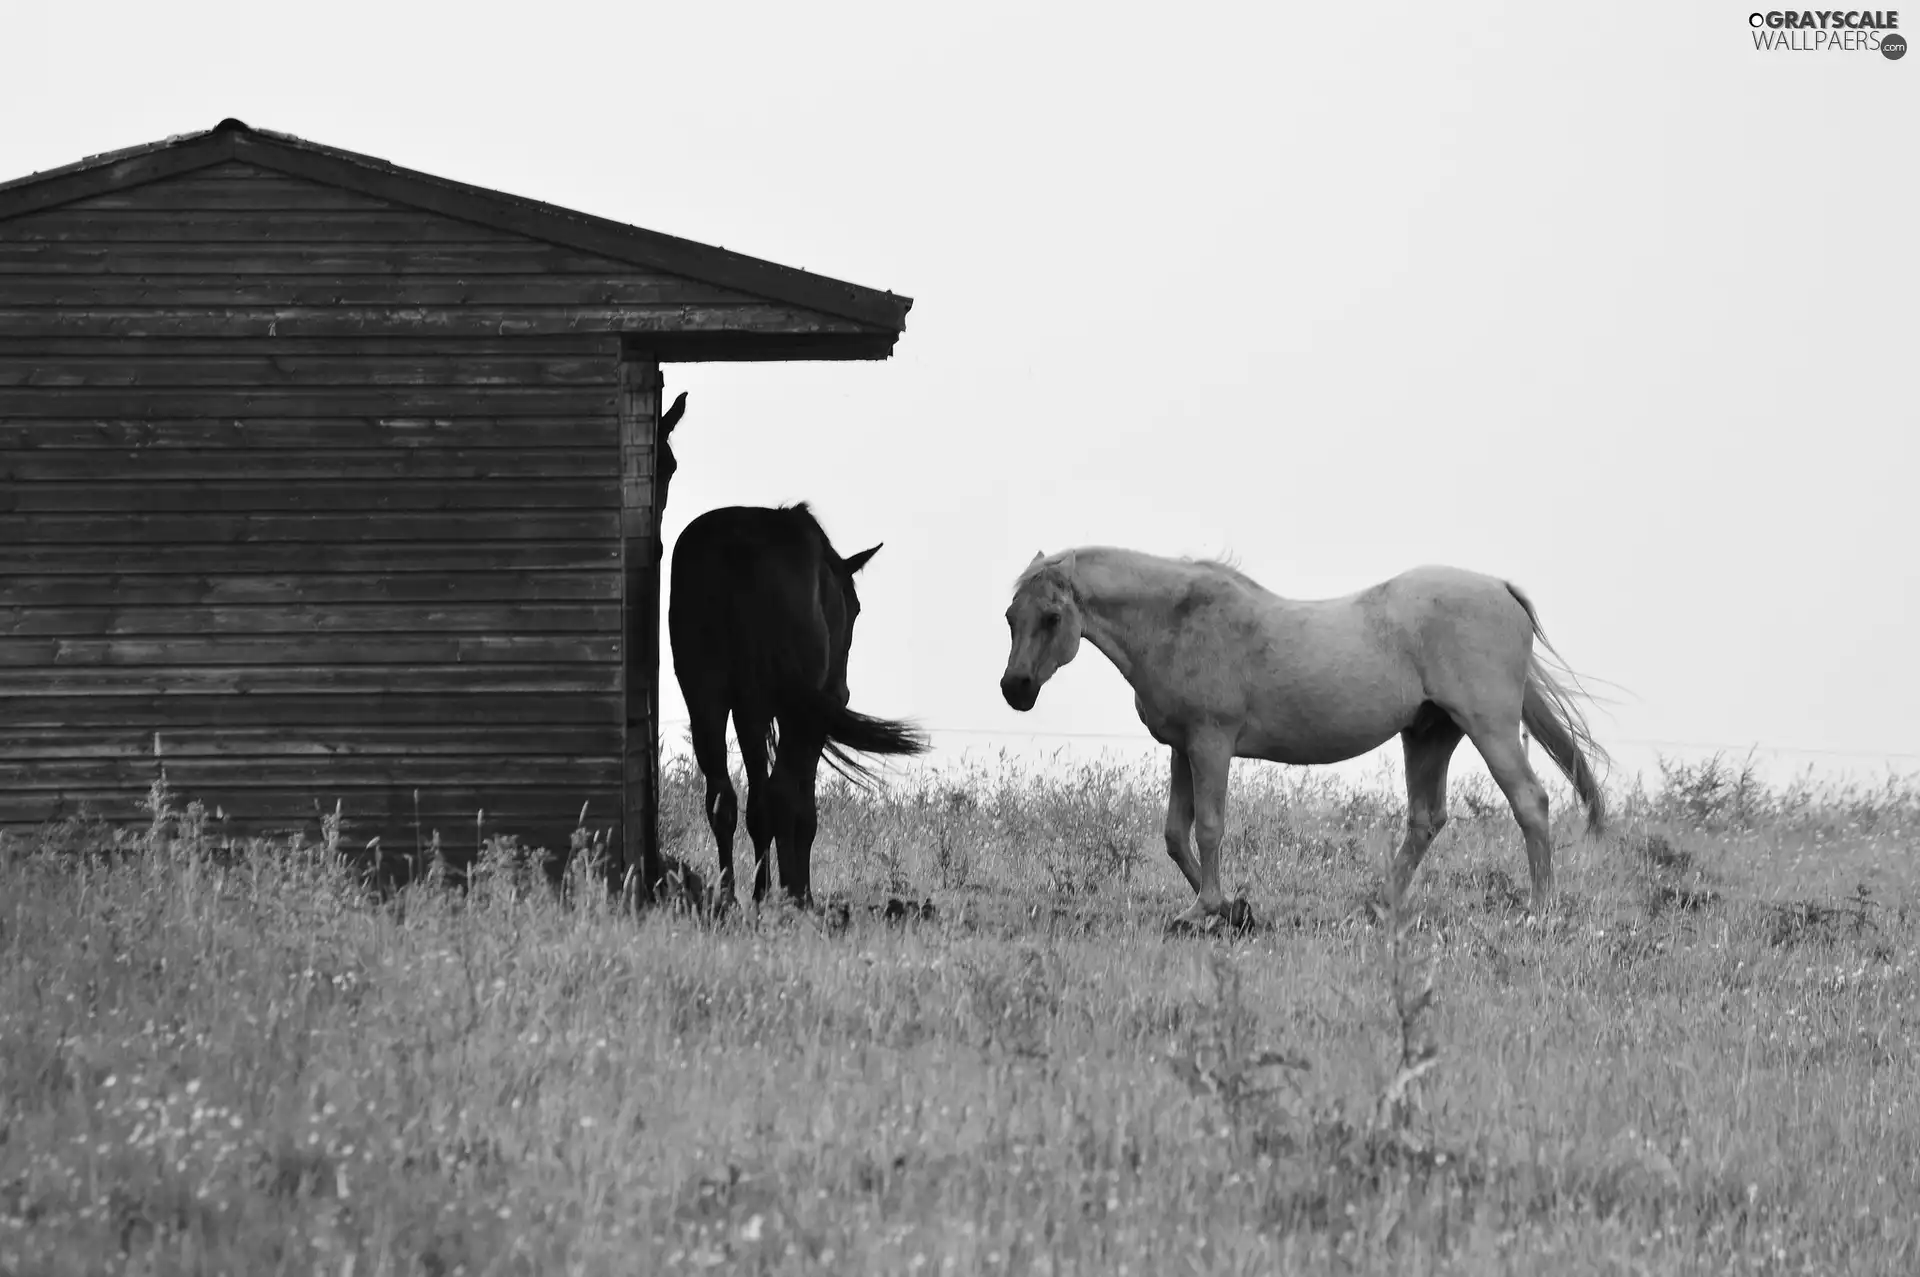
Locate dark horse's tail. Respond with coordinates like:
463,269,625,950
771,687,930,785
1505,584,1610,836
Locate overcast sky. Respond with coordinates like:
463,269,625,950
7,2,1914,791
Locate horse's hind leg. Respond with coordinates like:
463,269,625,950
737,716,776,904
688,702,738,908
771,730,825,906
1459,718,1556,913
1163,748,1202,893
1388,707,1465,911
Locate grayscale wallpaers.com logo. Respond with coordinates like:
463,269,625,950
1748,9,1905,56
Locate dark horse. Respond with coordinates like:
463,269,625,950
655,391,687,552
669,503,928,907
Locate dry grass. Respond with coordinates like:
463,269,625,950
4,753,1918,1274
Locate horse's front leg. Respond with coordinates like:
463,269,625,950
1168,733,1253,930
1163,747,1202,893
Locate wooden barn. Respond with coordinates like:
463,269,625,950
0,118,910,884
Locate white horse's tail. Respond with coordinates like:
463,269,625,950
1506,584,1610,836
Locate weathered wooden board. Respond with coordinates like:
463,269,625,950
0,304,866,339
62,178,413,213
0,602,620,637
5,511,617,543
2,211,547,243
0,665,624,696
13,542,617,574
0,387,617,416
3,448,615,481
2,692,620,729
0,634,619,667
0,354,620,386
0,244,670,275
0,278,754,307
0,335,622,358
2,724,623,760
4,572,619,606
1,789,621,822
2,756,617,790
3,479,616,514
0,418,621,449
61,163,403,206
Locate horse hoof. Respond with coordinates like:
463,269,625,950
1224,897,1257,932
1166,898,1257,937
882,896,937,924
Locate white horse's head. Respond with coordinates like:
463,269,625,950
1000,551,1083,711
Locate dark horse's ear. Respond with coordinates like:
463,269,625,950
661,391,687,437
842,543,883,575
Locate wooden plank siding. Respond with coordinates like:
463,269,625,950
0,161,659,855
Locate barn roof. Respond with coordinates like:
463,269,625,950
0,117,910,359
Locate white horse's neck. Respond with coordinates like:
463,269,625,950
1057,547,1211,685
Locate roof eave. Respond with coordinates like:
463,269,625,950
0,119,913,335
624,330,903,363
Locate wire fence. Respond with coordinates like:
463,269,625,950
657,718,1920,768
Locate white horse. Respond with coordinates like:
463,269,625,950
999,548,1607,926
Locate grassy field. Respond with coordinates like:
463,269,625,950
4,752,1917,1275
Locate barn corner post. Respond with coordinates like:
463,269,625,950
619,353,665,897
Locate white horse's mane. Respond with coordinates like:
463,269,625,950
1015,547,1258,594
1012,549,1076,593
